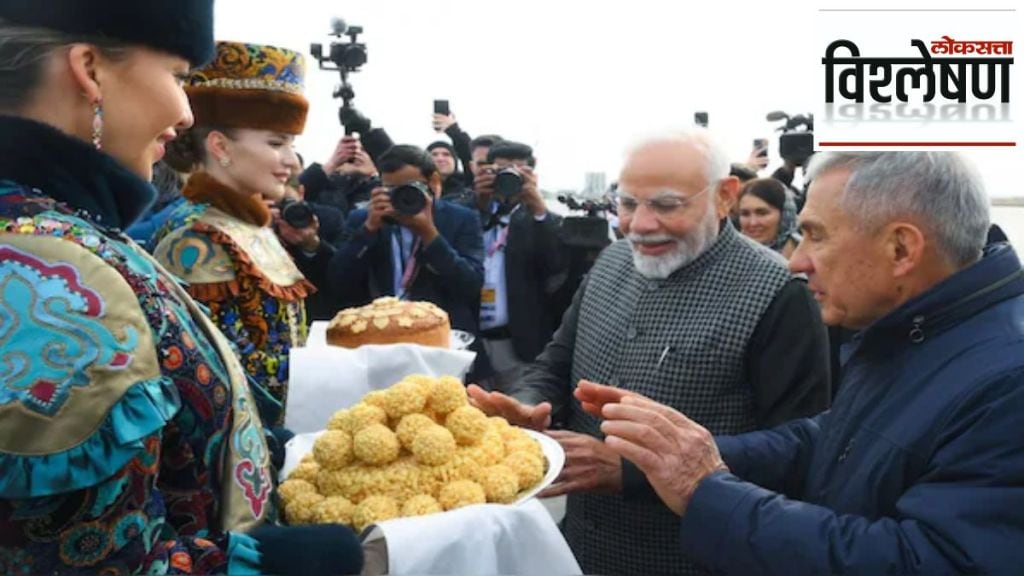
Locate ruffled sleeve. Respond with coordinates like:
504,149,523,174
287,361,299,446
0,376,180,499
0,234,181,499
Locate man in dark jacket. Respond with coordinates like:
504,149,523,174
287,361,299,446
587,151,1024,575
275,200,348,323
472,141,569,390
469,131,831,576
325,145,484,338
299,135,380,216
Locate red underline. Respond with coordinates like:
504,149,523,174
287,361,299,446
819,141,1017,147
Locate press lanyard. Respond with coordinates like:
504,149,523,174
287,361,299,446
486,205,519,257
396,231,421,299
487,225,510,258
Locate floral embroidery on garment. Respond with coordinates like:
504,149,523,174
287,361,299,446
0,246,137,416
153,200,310,423
1,187,272,574
232,394,272,518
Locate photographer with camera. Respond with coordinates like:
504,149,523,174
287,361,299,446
305,18,395,216
470,141,569,390
299,134,381,216
270,185,353,323
327,145,485,341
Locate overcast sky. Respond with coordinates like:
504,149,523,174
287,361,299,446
214,0,1020,197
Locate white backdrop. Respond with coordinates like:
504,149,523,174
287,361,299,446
212,0,1020,197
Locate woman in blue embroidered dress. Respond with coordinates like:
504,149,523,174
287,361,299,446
0,2,361,575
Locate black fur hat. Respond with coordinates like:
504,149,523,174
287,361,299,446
0,0,215,66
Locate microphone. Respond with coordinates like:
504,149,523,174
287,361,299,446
330,17,347,36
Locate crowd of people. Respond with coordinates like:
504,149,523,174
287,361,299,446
1,1,1023,575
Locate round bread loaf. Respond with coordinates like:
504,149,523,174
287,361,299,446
327,297,450,349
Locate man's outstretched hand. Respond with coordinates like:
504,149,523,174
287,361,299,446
574,379,642,418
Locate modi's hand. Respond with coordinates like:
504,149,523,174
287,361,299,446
539,430,622,497
466,384,551,431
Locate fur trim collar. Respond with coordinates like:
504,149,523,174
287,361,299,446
0,115,156,230
182,171,272,227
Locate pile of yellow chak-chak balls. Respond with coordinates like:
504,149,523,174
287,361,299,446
279,375,546,532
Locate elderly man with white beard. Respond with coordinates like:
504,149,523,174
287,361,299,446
468,130,831,576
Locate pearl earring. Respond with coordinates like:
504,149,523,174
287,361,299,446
219,157,232,168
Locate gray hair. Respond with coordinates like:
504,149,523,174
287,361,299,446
624,128,732,193
0,18,132,112
806,152,990,267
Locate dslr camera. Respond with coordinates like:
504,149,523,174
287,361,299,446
492,167,523,199
277,197,315,229
388,181,431,216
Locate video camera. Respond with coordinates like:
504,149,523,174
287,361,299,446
311,19,370,135
556,194,614,251
766,111,814,166
557,194,616,220
551,193,614,321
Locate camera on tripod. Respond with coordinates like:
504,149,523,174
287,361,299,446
311,19,370,135
766,111,814,166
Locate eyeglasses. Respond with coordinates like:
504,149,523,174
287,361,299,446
617,185,714,217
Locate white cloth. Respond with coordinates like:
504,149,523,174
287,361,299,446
284,322,476,434
367,499,581,576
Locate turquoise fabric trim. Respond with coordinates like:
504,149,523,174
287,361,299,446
247,374,283,427
0,376,181,499
227,532,263,575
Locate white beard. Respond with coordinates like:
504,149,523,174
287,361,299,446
628,209,719,279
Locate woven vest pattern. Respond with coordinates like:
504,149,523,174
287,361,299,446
563,224,792,576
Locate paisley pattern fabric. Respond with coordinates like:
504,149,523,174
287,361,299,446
187,41,306,94
0,186,272,574
153,200,310,422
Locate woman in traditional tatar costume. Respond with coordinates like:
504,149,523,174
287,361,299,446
0,2,361,574
152,42,316,422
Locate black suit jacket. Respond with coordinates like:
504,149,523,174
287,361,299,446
287,202,347,322
498,209,569,361
326,199,485,335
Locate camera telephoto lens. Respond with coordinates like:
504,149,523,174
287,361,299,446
493,167,523,199
279,198,315,228
389,182,429,216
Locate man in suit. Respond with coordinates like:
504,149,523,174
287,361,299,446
326,145,484,338
473,141,569,390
